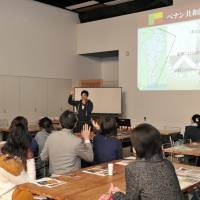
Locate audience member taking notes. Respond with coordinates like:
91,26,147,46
40,110,94,175
0,117,36,200
100,123,184,200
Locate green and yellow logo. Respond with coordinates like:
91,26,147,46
148,12,164,25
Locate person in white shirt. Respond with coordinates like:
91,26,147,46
0,117,36,200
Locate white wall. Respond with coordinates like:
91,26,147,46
0,0,101,123
101,57,118,87
77,0,200,128
0,0,101,81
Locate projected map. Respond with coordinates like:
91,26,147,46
138,18,200,90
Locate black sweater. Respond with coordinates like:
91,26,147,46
68,95,93,124
113,154,184,200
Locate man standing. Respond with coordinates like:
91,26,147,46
68,90,93,132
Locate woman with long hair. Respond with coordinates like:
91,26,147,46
0,116,36,200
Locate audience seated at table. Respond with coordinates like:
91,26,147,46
93,117,123,164
0,117,36,200
34,117,54,178
35,117,54,155
183,114,200,165
184,114,200,142
40,110,93,175
100,123,184,200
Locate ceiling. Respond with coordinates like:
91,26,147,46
34,0,173,23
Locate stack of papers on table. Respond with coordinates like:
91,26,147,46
176,168,200,190
176,168,200,179
178,176,199,190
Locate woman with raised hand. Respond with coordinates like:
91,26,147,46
93,116,123,164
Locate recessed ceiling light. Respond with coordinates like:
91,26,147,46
66,1,99,10
104,0,134,6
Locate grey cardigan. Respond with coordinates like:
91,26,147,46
114,154,184,200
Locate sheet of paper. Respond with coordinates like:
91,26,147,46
31,177,66,188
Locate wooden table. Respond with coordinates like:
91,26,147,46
160,129,181,146
163,142,200,157
0,126,40,134
115,129,181,144
160,129,181,136
18,161,200,200
0,123,61,140
19,162,125,200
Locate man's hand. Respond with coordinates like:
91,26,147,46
81,124,91,141
70,90,74,96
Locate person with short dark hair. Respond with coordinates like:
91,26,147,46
184,114,200,142
40,110,93,175
68,89,93,132
183,114,200,165
35,117,54,155
101,123,184,200
93,117,122,164
192,114,200,126
81,90,89,96
0,116,36,200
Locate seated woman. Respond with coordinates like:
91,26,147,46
35,117,54,155
93,117,123,164
184,114,200,142
100,123,184,200
184,114,200,165
9,116,39,158
35,117,54,177
0,117,36,200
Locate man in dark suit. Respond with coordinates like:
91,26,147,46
68,90,93,132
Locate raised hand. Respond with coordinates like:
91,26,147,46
92,120,100,130
81,124,91,140
70,89,74,96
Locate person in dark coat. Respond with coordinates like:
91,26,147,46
100,123,184,200
93,117,122,164
68,90,93,132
